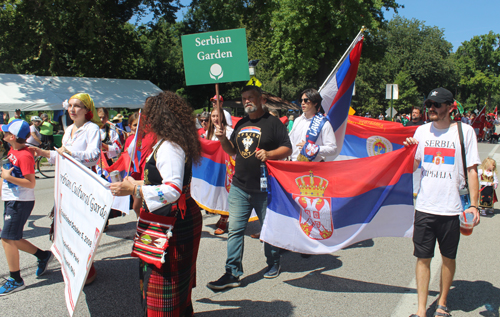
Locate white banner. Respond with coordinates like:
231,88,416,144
52,154,113,316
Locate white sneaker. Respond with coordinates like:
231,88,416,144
480,210,487,216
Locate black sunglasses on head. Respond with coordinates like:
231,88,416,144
425,101,444,109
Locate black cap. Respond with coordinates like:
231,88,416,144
425,88,453,104
15,109,21,112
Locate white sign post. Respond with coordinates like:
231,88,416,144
52,154,113,316
386,84,399,120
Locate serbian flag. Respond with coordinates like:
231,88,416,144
191,138,258,220
337,115,418,161
319,33,364,155
261,145,417,254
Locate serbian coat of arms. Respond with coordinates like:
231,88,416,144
293,171,333,240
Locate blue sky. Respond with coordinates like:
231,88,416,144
387,0,499,51
135,0,499,52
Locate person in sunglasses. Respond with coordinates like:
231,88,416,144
404,87,481,317
289,88,337,162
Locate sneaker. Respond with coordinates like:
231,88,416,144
487,208,495,214
0,278,25,295
36,251,54,277
263,264,281,279
207,272,240,290
481,209,487,216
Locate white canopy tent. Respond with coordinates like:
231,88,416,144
0,73,163,111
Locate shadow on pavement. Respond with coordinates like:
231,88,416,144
104,219,138,240
196,298,294,317
344,239,375,249
84,255,143,317
427,280,500,317
284,272,439,296
23,214,51,240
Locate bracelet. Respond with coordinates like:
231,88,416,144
470,206,480,211
134,185,142,199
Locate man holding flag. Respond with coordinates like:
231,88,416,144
207,86,292,290
289,88,338,162
404,87,480,317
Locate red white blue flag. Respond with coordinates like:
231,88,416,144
261,145,417,254
320,34,364,155
338,115,418,161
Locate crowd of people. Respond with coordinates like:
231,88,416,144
0,86,496,317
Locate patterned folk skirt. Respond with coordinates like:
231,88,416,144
479,185,498,209
140,198,202,317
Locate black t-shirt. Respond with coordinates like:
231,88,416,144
406,120,425,126
230,112,291,193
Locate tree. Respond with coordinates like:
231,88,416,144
0,0,180,78
454,31,500,110
353,16,456,115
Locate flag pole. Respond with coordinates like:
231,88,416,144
319,26,367,92
126,110,141,177
471,104,486,125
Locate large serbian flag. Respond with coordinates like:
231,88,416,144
191,138,258,221
338,115,418,161
261,145,416,254
319,33,364,155
191,138,235,215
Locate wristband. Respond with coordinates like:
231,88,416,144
134,185,142,198
470,206,480,211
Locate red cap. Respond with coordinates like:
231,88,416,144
210,95,224,102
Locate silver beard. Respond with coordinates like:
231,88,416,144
244,103,258,114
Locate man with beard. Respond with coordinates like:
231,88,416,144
207,86,292,290
406,107,425,126
404,88,480,317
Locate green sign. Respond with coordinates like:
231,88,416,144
181,28,249,86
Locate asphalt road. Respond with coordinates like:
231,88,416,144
0,141,499,317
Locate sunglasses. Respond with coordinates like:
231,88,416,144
301,98,310,103
425,101,443,109
200,119,208,123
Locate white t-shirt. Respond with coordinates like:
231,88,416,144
289,113,338,162
26,125,41,147
203,126,234,140
478,169,498,187
414,122,481,215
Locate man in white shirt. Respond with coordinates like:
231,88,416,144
289,88,337,162
404,87,481,317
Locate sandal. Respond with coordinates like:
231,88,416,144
434,305,451,317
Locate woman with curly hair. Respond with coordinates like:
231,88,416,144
110,91,202,317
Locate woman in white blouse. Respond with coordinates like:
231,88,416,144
31,93,101,284
32,93,101,167
110,91,202,316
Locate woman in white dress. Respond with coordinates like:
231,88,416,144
31,93,101,284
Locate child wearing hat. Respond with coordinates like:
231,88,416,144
0,119,53,295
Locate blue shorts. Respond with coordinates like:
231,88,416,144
1,201,35,240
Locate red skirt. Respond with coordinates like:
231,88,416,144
140,198,202,317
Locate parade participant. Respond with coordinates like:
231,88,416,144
110,91,202,317
207,86,292,290
211,95,233,127
406,107,425,126
27,116,43,147
39,113,54,147
97,108,122,166
0,120,53,295
478,157,498,215
404,87,480,317
203,107,234,235
199,111,210,132
289,88,337,162
8,109,25,123
269,109,279,117
123,111,141,217
31,93,102,284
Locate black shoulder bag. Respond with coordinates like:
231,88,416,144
457,122,471,209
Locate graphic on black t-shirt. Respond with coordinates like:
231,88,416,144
236,126,261,159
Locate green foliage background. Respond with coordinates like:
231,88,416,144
0,0,498,115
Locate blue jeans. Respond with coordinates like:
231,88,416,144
225,185,280,277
